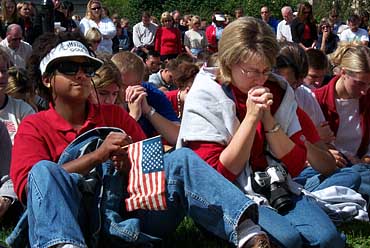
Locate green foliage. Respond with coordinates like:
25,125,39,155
102,0,370,25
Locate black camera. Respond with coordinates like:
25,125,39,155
252,159,293,213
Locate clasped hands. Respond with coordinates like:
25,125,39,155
125,85,151,121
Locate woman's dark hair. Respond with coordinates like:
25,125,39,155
28,31,93,103
173,62,199,89
276,41,308,80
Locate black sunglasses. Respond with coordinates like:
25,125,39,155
91,7,101,11
51,61,96,77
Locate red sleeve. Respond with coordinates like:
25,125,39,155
297,107,320,144
186,141,238,182
154,27,162,53
280,130,307,177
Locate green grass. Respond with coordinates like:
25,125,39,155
1,218,370,247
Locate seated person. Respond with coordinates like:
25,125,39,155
275,42,360,192
9,31,270,248
314,43,370,199
165,61,199,119
0,49,35,143
148,59,178,92
178,17,344,248
112,52,180,146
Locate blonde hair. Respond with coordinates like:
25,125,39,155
190,15,201,29
85,0,101,20
160,11,173,24
218,17,279,83
6,66,37,111
1,0,17,23
329,42,370,73
111,51,145,80
93,60,122,89
85,27,102,43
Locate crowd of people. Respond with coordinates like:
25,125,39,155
1,0,370,247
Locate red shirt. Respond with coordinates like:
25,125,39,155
154,27,182,56
297,107,320,144
165,89,179,117
10,103,146,201
187,81,307,181
314,75,370,157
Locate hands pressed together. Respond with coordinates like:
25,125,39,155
125,85,151,120
246,86,274,123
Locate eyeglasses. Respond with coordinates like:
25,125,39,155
91,7,101,11
240,66,271,79
52,61,96,77
321,25,330,29
163,19,172,23
91,39,101,44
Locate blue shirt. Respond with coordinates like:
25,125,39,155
138,82,179,137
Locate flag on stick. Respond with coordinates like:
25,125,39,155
125,136,167,211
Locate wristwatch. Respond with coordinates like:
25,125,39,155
145,107,156,118
265,123,281,134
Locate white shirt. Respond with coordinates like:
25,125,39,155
0,96,35,143
332,98,363,157
276,20,292,42
79,17,116,54
132,22,157,48
0,39,32,69
340,28,369,43
294,85,325,126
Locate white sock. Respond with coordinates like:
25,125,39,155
54,244,81,248
237,219,266,248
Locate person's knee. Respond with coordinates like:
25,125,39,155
29,161,60,180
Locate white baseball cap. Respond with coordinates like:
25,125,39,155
39,40,103,75
214,14,225,22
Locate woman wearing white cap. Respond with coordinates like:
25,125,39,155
8,32,269,248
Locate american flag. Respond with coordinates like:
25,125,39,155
125,136,167,211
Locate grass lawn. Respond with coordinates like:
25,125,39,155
1,217,370,248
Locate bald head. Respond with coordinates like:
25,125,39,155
281,6,293,24
6,24,23,50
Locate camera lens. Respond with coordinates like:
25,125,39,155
269,183,293,213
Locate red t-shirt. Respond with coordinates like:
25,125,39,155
187,81,307,181
154,27,182,56
10,102,146,202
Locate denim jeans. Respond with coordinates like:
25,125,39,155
8,128,258,248
259,195,345,248
350,163,370,199
294,166,361,192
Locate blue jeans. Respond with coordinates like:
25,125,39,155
350,163,370,199
8,128,258,248
294,166,361,192
259,195,345,248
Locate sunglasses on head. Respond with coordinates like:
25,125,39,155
50,61,96,77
